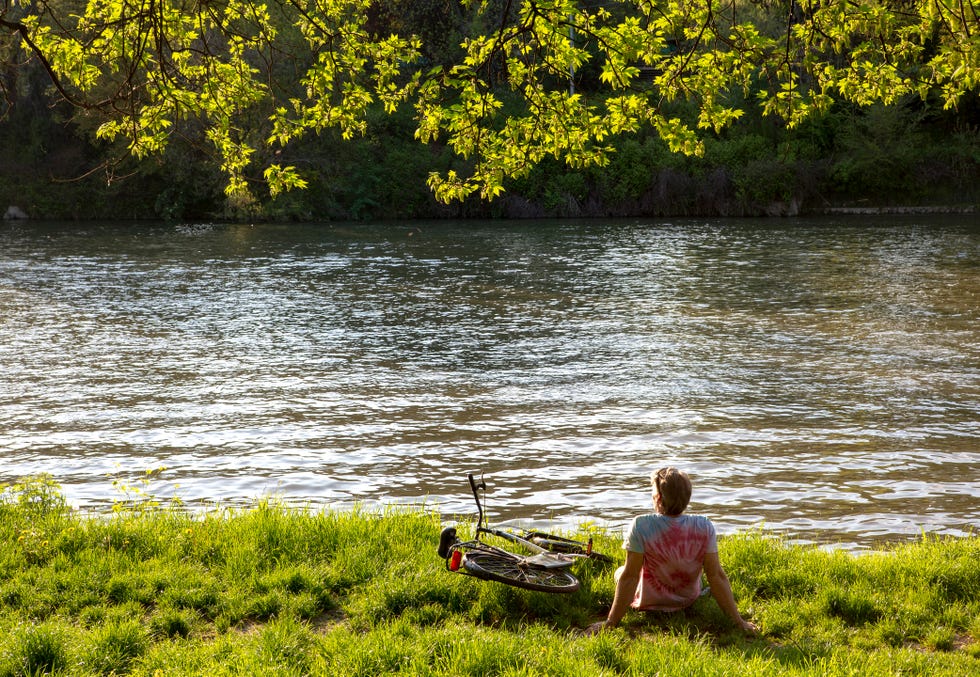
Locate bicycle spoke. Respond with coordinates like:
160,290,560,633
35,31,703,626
462,552,580,593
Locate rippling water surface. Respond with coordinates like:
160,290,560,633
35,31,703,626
1,217,978,549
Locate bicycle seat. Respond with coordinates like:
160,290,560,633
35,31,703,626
437,526,458,559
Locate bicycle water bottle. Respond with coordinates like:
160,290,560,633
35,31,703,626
450,549,463,571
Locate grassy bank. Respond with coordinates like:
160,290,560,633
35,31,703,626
1,477,977,676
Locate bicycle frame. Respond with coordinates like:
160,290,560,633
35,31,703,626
465,472,593,567
437,472,609,593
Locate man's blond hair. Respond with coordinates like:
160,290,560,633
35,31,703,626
652,467,692,516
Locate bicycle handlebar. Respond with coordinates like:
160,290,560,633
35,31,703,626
468,472,486,530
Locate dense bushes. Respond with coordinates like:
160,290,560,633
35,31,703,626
1,89,977,221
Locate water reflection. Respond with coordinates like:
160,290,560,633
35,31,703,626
1,217,978,550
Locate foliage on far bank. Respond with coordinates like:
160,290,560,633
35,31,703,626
0,475,978,676
1,91,978,222
4,0,980,206
2,0,979,220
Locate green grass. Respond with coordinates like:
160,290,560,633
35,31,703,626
0,476,977,676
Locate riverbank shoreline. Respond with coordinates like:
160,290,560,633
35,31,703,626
813,204,977,215
4,201,978,222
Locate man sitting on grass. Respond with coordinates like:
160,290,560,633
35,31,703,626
587,467,758,635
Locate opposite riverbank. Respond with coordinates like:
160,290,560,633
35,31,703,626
1,477,977,676
3,88,978,223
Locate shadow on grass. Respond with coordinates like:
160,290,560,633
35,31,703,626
571,593,835,671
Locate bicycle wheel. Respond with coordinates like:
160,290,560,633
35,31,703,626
462,552,580,593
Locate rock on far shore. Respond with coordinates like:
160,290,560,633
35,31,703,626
3,205,29,220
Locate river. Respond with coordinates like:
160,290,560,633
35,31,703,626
1,216,977,550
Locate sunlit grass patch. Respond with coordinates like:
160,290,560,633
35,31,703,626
80,620,148,675
1,476,978,676
0,621,68,676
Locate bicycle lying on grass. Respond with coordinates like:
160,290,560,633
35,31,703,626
437,473,613,593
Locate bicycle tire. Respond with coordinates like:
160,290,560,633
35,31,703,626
462,552,580,593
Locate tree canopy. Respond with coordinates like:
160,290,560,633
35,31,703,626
2,0,978,207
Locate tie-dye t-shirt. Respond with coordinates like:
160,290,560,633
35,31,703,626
623,513,718,611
